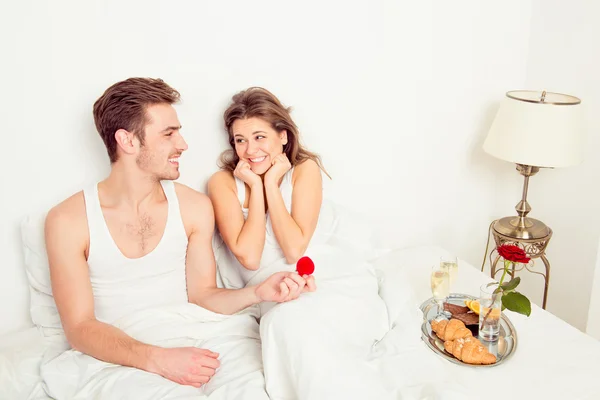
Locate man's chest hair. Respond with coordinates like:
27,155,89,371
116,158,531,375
116,213,160,252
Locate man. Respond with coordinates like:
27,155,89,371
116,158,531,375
42,77,315,399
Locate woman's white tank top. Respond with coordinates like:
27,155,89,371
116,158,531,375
232,168,295,284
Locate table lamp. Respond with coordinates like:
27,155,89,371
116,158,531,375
483,90,584,240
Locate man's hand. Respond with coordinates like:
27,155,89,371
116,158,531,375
234,160,262,188
255,271,316,303
264,154,292,186
149,347,220,388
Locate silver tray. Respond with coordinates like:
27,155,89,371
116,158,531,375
419,293,518,367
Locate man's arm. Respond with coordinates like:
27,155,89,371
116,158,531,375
45,193,218,388
179,185,315,314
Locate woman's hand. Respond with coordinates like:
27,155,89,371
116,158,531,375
234,160,262,188
264,154,292,186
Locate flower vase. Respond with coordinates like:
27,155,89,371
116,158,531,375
479,282,502,341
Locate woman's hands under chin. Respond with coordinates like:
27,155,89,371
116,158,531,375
264,154,292,186
234,160,262,188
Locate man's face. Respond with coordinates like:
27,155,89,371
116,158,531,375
136,103,188,180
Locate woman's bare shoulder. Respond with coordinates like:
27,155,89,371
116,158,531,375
208,170,235,190
293,159,321,182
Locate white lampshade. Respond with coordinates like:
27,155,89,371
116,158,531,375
483,90,584,168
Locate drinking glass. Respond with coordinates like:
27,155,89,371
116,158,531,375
430,264,450,319
440,255,458,292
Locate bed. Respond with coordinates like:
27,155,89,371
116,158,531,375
2,211,600,399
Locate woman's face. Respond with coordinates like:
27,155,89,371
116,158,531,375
232,117,288,175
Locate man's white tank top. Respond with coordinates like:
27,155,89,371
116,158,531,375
82,181,189,324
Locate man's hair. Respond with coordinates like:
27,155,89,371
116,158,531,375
93,78,181,163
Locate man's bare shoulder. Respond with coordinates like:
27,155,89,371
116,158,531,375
173,183,214,236
45,191,88,242
173,183,213,217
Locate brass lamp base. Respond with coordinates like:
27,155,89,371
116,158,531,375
482,163,554,309
493,216,551,240
493,163,552,240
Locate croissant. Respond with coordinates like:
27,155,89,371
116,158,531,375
431,318,472,341
431,318,497,365
444,336,497,365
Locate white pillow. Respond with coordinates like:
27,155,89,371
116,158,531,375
372,245,454,326
212,231,246,290
20,213,65,339
321,198,382,262
212,197,381,289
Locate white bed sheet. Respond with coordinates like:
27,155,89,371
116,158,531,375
0,327,50,400
3,245,600,399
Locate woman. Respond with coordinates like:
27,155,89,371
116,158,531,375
208,87,324,290
208,88,394,400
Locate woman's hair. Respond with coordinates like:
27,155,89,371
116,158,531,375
219,87,328,177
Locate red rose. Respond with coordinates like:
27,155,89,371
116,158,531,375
296,256,315,276
497,244,530,264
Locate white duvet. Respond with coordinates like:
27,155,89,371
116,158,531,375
244,243,473,400
254,244,392,400
40,304,269,400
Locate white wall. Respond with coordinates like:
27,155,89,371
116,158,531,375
497,0,600,331
0,0,534,335
587,237,600,339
